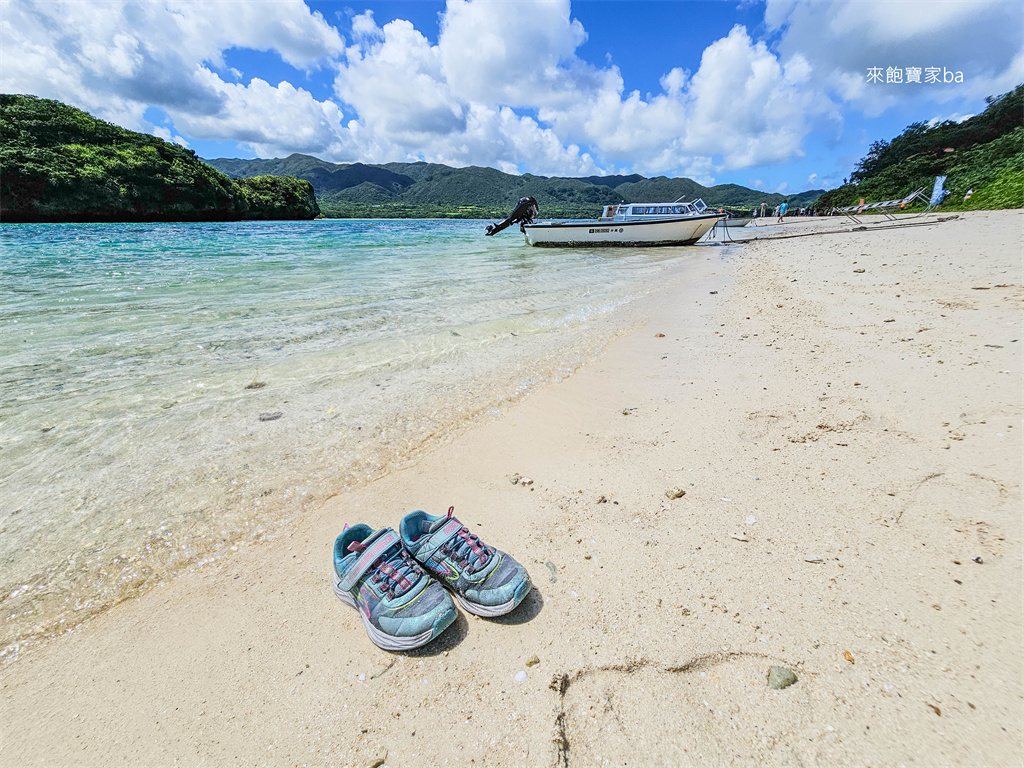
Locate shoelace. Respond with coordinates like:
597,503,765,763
438,506,493,573
347,539,422,599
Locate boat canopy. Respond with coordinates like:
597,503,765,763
601,199,709,219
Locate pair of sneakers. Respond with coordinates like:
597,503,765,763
332,507,532,651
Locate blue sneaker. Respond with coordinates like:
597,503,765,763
333,525,457,651
400,507,532,617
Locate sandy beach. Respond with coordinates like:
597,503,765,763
4,210,1021,767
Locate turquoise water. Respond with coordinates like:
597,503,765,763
0,219,705,660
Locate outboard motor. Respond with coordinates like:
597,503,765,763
485,196,538,236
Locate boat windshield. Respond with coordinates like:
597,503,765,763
620,202,705,217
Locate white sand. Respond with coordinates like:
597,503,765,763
4,210,1022,767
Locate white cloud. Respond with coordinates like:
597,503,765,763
927,112,976,127
9,0,1007,185
807,173,818,185
678,157,717,187
0,0,344,135
431,10,836,175
329,3,606,174
151,126,189,148
158,0,345,70
1,0,839,178
440,105,600,175
660,67,689,98
679,26,837,168
766,0,1024,110
335,14,464,144
438,0,590,109
176,71,352,158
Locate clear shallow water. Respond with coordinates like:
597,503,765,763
0,219,704,660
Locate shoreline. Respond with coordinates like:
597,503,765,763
4,210,1021,766
1,223,722,666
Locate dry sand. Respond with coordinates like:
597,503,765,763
3,209,1022,767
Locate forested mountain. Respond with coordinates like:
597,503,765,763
818,85,1023,211
207,154,823,218
1,95,319,222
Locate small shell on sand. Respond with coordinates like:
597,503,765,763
665,487,686,499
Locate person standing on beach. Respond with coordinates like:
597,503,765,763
777,200,789,223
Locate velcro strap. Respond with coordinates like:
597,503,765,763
416,518,464,562
338,529,400,592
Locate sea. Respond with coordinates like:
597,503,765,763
0,219,712,662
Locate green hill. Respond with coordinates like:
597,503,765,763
818,85,1023,212
381,161,460,182
1,95,319,222
207,154,822,219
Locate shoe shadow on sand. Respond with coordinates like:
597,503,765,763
487,585,544,626
403,586,544,655
404,611,470,656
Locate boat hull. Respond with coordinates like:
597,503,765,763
523,213,722,247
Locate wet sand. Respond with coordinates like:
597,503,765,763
4,209,1022,767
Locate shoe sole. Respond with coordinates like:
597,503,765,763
452,578,532,618
334,575,456,651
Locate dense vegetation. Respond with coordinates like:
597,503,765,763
232,175,321,220
818,85,1023,212
208,155,823,219
1,95,319,222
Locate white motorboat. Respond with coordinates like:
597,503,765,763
485,196,723,247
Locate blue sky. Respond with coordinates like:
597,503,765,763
3,0,1021,194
